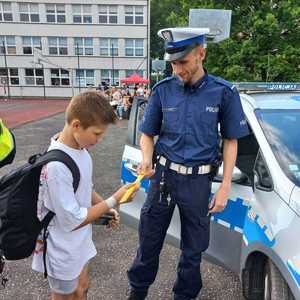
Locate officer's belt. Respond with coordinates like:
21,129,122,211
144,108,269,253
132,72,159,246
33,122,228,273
158,156,211,175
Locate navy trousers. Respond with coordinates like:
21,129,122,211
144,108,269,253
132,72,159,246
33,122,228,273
127,165,211,300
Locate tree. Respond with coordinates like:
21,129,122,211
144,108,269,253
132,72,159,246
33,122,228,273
150,0,300,81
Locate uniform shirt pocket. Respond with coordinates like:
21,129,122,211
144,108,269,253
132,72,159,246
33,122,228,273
162,107,179,132
199,109,219,144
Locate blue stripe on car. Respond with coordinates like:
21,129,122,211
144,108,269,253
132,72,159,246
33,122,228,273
121,159,276,248
212,197,248,231
121,160,150,192
287,260,300,287
243,213,275,248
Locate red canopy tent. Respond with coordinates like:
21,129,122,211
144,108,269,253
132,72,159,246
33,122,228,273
121,73,149,84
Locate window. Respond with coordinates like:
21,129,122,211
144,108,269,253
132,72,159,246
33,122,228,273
125,39,144,56
74,38,93,55
19,3,39,23
0,36,16,54
101,69,119,86
256,109,300,187
134,101,147,145
72,5,92,23
0,68,19,85
100,38,118,56
235,131,259,185
46,4,65,23
125,6,144,24
22,37,41,55
254,151,273,191
75,69,95,87
125,70,144,78
0,2,13,22
48,37,68,55
50,69,70,86
98,5,117,24
25,68,44,85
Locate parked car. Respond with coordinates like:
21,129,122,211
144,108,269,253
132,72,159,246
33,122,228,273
120,82,300,300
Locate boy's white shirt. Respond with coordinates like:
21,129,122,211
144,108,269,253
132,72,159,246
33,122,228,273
32,138,97,280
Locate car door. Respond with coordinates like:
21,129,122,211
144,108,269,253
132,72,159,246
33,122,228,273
205,131,258,273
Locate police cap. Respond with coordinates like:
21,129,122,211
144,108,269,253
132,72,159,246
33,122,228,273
158,27,209,62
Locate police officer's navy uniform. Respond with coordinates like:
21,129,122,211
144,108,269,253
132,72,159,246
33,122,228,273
127,28,249,300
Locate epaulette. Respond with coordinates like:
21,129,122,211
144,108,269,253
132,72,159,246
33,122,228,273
152,76,175,90
209,75,236,91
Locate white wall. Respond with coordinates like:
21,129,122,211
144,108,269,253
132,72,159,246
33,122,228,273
0,0,149,98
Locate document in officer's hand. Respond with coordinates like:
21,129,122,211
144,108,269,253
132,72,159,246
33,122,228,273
119,174,144,204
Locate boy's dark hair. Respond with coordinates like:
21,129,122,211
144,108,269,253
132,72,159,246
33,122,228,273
66,91,117,128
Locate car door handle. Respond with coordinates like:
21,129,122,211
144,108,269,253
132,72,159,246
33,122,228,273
124,162,139,176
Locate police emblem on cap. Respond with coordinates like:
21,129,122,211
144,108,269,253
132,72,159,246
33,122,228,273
158,27,209,62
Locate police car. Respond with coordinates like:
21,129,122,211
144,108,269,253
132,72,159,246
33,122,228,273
120,82,300,300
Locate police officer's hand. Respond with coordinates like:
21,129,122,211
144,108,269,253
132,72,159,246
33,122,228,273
138,160,155,178
208,184,231,213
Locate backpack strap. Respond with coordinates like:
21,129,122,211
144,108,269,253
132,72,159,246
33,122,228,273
32,149,81,278
41,211,55,278
30,149,80,192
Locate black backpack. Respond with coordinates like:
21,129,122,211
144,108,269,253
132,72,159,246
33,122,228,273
0,149,80,278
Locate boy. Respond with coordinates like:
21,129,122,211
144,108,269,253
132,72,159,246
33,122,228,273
32,91,138,300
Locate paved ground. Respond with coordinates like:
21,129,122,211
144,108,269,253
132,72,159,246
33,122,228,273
0,113,245,300
0,99,68,128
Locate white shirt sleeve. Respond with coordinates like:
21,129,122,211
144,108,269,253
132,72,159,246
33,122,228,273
44,162,88,232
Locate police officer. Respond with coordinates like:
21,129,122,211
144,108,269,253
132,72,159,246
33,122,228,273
0,119,15,168
126,27,249,300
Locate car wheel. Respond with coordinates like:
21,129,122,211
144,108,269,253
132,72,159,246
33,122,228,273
264,259,295,300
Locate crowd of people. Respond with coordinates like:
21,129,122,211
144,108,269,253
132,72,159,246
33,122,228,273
96,83,151,120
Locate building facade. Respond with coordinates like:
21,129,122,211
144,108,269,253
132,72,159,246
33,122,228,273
0,0,149,98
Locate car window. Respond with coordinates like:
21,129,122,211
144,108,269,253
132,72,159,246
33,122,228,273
133,101,158,147
215,122,258,185
256,109,300,187
254,150,273,191
235,130,259,185
135,101,146,146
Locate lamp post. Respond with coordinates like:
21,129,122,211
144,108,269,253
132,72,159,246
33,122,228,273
146,0,151,81
37,60,46,100
266,48,278,82
76,43,81,92
2,41,10,100
41,61,46,100
111,43,115,86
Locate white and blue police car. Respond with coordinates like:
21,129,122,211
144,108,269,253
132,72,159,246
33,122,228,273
120,82,300,300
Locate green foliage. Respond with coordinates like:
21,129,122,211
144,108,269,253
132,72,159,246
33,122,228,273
150,0,300,81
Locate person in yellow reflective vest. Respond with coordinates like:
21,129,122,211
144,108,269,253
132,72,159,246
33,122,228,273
0,119,15,168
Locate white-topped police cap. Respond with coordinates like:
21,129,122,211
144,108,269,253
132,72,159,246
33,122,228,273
158,27,209,61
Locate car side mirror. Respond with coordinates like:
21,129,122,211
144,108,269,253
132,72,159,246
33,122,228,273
214,164,245,183
253,172,259,191
253,170,273,192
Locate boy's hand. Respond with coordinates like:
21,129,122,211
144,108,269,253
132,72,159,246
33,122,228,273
107,208,120,229
113,183,140,205
119,174,144,204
